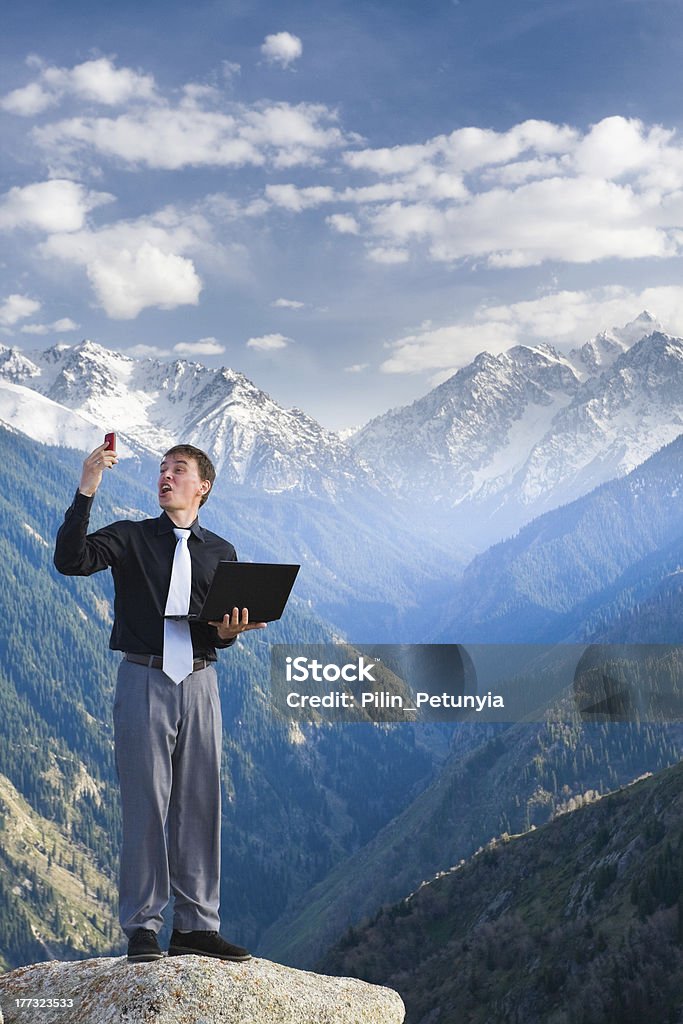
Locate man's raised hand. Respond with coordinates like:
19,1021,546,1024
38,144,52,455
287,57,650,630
79,442,119,497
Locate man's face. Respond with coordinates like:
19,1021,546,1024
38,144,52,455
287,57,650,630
158,454,209,513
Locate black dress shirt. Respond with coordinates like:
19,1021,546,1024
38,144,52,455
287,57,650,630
54,490,236,660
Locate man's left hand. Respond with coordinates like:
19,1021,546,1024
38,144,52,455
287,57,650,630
209,607,267,640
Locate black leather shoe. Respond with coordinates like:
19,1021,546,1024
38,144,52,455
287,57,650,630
127,927,163,962
168,929,252,961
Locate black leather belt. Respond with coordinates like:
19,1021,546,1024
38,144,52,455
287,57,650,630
124,652,212,672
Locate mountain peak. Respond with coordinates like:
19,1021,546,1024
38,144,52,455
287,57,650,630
634,308,657,323
568,311,665,378
611,310,663,347
72,338,134,364
0,335,380,498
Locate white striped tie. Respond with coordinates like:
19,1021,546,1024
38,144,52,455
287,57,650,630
162,528,193,684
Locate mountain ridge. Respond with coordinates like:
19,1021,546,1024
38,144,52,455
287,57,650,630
0,310,678,554
351,311,681,544
319,757,683,1024
0,339,383,499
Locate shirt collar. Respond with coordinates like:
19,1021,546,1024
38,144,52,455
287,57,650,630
157,511,205,541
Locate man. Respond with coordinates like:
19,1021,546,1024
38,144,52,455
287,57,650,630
54,441,265,963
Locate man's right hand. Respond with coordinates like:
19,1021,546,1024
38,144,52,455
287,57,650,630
79,442,119,497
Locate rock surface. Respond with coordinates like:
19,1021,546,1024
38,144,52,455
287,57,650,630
0,955,405,1024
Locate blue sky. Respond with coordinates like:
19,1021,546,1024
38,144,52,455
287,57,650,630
2,0,683,428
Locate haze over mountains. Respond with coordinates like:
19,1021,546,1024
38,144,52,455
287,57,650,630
0,308,681,648
0,310,680,557
351,310,683,544
430,432,683,643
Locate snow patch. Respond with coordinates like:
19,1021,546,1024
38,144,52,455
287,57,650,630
22,523,48,547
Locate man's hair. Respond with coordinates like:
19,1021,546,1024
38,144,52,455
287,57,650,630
162,444,216,507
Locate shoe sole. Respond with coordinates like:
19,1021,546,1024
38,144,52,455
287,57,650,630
128,953,165,962
168,946,252,962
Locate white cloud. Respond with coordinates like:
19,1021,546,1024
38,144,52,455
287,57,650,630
261,32,303,68
127,343,172,358
381,319,513,374
344,120,576,177
246,333,291,350
380,284,683,375
173,337,225,355
241,103,342,169
33,94,345,173
20,316,79,335
358,171,678,270
369,202,442,243
35,108,260,172
265,184,335,211
427,177,673,266
0,294,41,327
344,362,369,372
305,115,683,269
1,81,55,116
483,157,564,186
327,213,359,235
263,173,467,214
0,180,113,233
44,57,156,105
19,324,51,335
367,246,410,264
1,56,156,116
272,297,305,309
481,285,683,345
573,116,675,181
39,207,206,319
87,245,200,319
222,61,242,81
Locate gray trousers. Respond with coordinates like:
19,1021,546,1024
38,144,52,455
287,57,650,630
113,658,222,937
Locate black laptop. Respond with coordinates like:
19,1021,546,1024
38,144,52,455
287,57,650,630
165,562,300,623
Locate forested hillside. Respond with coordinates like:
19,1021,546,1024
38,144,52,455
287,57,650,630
321,760,683,1024
258,711,682,966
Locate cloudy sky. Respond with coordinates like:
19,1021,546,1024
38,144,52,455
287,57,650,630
3,0,683,428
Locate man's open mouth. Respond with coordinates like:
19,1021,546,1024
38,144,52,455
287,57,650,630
161,484,172,494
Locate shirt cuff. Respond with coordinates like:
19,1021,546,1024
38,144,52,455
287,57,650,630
73,489,95,515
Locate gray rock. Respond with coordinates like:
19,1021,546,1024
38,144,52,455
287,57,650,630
0,955,405,1024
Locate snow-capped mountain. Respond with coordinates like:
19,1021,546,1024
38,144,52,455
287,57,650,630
349,312,683,544
567,310,663,376
0,310,680,550
0,340,380,498
0,376,121,456
517,329,683,510
349,342,580,499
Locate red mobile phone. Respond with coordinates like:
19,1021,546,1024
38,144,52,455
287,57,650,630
104,432,116,451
